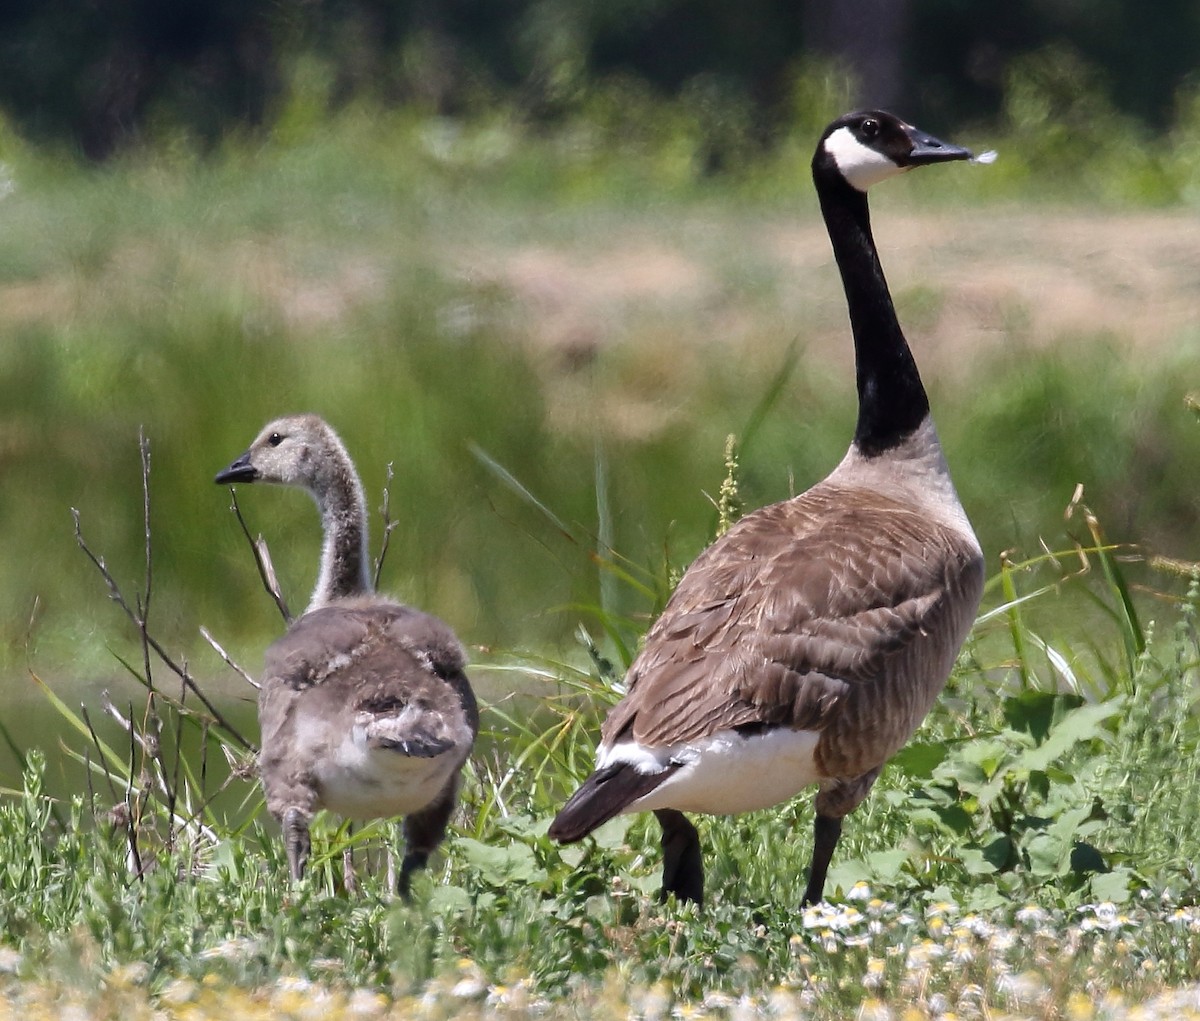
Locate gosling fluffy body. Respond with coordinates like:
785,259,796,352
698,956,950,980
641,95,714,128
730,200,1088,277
216,414,477,893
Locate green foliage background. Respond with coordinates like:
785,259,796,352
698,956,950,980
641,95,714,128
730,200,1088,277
1,46,1200,1020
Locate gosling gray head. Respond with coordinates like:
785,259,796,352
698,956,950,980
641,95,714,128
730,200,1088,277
214,413,355,496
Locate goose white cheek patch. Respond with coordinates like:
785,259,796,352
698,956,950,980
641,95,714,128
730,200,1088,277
823,126,903,191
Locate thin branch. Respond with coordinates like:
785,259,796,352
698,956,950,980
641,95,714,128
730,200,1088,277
228,489,292,625
80,705,120,803
84,747,97,812
129,433,159,719
139,429,154,669
137,687,178,848
173,750,253,844
201,721,210,806
169,677,186,852
100,693,136,740
72,507,256,751
373,462,399,590
125,700,145,883
199,626,258,689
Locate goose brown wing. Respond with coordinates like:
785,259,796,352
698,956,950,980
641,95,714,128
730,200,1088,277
600,486,980,749
263,600,468,691
262,600,478,745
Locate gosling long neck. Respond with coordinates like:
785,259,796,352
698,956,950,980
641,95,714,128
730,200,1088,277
309,452,371,611
816,173,930,458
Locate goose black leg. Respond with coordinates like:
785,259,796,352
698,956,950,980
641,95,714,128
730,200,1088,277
398,781,458,898
283,807,312,882
800,813,842,907
655,809,704,907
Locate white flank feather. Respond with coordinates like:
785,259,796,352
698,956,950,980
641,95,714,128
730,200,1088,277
598,728,823,816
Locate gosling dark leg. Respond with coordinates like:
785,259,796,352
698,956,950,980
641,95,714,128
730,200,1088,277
655,809,704,907
800,813,842,907
398,780,458,899
283,807,312,883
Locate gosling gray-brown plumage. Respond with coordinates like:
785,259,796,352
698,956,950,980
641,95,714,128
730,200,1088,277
549,111,986,907
216,414,477,894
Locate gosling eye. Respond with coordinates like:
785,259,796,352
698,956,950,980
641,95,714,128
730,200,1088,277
268,432,284,447
860,117,880,140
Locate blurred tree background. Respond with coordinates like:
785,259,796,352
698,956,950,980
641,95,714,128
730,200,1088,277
1,0,1198,160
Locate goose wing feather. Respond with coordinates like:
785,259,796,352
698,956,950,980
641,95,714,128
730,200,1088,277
601,483,981,750
264,599,468,691
261,600,478,756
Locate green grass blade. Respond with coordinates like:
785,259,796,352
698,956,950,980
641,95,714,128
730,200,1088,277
30,670,128,777
469,442,573,539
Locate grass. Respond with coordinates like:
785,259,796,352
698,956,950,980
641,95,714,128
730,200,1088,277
4,101,1200,1016
2,428,1200,1018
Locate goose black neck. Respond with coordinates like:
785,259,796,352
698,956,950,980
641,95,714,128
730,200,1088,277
816,173,929,457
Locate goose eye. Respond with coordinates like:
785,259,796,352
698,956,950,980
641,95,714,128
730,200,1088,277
268,432,283,447
861,118,880,139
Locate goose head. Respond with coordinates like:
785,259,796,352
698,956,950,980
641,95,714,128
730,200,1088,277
214,413,349,498
814,110,974,193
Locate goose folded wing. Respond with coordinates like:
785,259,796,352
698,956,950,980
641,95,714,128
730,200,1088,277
601,497,968,749
263,601,467,690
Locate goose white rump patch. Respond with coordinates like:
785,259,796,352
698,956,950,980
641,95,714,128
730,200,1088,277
823,127,903,191
598,727,823,816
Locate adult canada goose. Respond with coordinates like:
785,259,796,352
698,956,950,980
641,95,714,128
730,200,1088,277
215,414,478,894
549,111,987,907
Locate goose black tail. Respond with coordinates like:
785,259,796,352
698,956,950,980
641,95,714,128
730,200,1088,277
549,762,673,843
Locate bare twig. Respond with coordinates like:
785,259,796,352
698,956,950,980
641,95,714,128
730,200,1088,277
125,702,145,883
199,626,258,689
201,721,210,803
138,430,155,695
171,750,254,845
133,437,181,833
72,506,255,752
80,704,120,803
228,488,292,625
100,693,136,740
169,678,186,852
373,462,400,589
83,747,97,810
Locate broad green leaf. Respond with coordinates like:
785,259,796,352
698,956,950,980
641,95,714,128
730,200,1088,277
957,737,1016,778
1024,830,1069,877
558,845,586,868
866,848,910,882
959,846,998,876
1090,867,1133,904
590,815,631,851
424,883,470,916
982,834,1015,872
456,837,548,886
1003,690,1076,742
892,741,949,779
1018,698,1124,773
